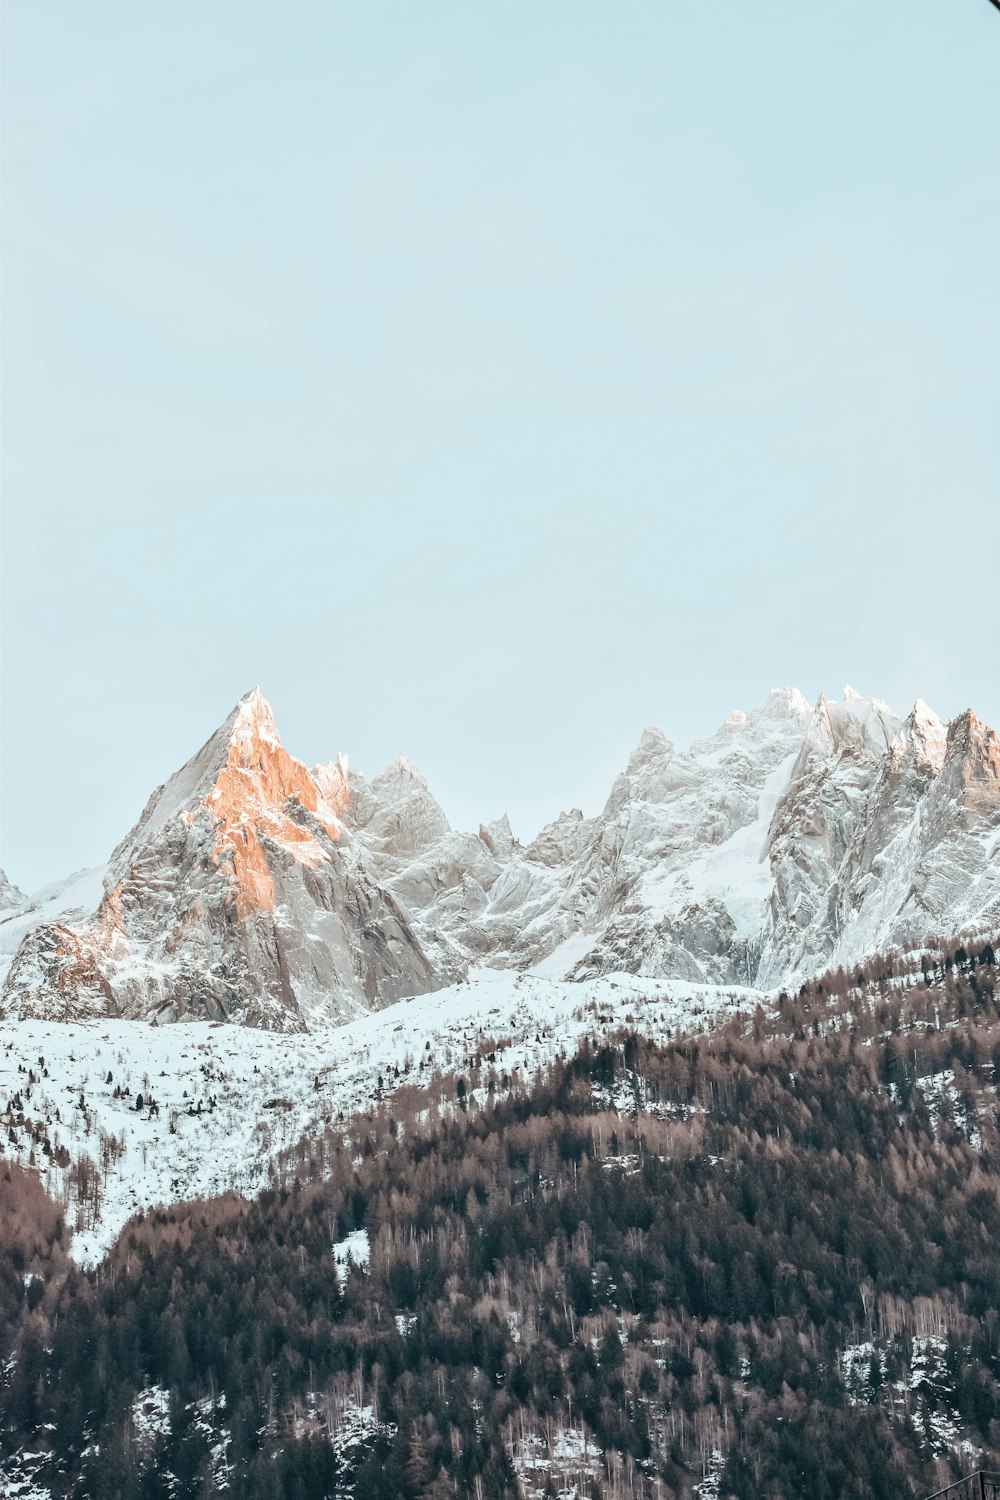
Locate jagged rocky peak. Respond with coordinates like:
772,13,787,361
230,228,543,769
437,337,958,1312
611,687,812,818
732,685,813,726
905,698,947,747
701,686,812,745
697,687,813,765
116,688,332,847
316,750,452,858
937,709,1000,814
108,686,345,923
768,689,903,851
880,699,948,777
806,686,901,759
373,753,428,790
358,755,451,859
766,685,813,717
760,690,906,975
946,706,1000,759
526,809,595,868
2,690,439,1030
479,814,516,860
626,725,674,774
0,870,26,915
313,753,371,827
228,682,280,750
311,751,352,816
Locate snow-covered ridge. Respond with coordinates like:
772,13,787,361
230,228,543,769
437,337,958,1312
2,682,998,1029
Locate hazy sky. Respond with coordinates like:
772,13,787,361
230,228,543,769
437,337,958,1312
2,1,998,891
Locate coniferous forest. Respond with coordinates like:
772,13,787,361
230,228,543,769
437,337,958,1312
2,942,1000,1499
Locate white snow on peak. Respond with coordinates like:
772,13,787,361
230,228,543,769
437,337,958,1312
763,686,812,719
117,689,288,851
810,689,901,756
893,700,948,769
911,699,943,727
626,725,673,772
373,754,430,791
228,685,282,753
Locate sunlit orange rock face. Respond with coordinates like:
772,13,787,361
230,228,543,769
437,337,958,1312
947,711,1000,817
0,688,440,1029
203,693,342,919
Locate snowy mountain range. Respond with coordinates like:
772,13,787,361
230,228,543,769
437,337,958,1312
2,684,998,1031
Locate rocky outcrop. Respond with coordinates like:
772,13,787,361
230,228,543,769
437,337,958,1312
0,871,26,915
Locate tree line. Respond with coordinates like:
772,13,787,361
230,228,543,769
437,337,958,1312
1,935,999,1498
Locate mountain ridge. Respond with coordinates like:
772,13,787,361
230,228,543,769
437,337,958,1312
2,682,998,1029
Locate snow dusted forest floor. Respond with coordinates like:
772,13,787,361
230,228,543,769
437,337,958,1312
0,969,762,1264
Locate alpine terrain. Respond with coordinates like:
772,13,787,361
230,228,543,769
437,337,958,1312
1,688,999,1500
2,684,998,1030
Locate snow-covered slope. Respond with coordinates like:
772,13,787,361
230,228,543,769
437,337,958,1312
0,968,763,1264
3,682,998,1028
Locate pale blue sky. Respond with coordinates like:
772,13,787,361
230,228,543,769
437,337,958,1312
2,1,998,891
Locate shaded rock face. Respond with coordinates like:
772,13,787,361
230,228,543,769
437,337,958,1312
3,684,999,1029
0,871,26,915
755,691,903,986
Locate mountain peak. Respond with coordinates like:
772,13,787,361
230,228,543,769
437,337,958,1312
373,755,430,791
627,725,673,773
893,699,948,771
226,687,282,757
765,686,812,718
0,869,27,915
947,707,980,742
479,813,516,860
104,687,343,929
945,707,999,756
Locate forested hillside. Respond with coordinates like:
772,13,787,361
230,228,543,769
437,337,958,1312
3,939,1000,1499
